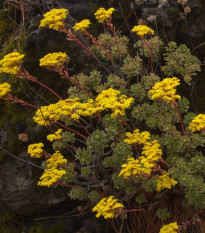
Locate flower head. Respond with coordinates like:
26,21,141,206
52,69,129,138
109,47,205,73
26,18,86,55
95,88,134,118
28,143,44,158
119,140,162,178
156,172,178,191
189,114,205,132
94,7,115,23
38,168,66,187
73,19,91,32
47,129,63,142
0,82,11,98
124,129,150,145
148,77,181,103
33,98,82,126
39,52,67,67
131,25,154,37
92,196,124,219
159,222,179,233
46,151,67,169
39,8,68,30
0,52,24,75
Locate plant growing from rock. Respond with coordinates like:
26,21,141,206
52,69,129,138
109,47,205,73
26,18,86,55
0,6,204,233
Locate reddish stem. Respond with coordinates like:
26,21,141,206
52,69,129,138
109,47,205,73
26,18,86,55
95,40,114,66
120,116,131,130
70,35,101,63
159,159,170,169
75,119,90,136
6,95,39,109
142,37,153,73
55,121,87,140
59,181,84,190
173,101,185,136
96,113,109,129
125,209,145,213
60,164,82,178
63,70,93,99
22,70,63,100
62,141,77,151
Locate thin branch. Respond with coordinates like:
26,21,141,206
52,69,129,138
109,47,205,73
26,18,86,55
0,146,44,170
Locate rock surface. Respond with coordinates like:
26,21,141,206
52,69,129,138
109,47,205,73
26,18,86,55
0,153,68,216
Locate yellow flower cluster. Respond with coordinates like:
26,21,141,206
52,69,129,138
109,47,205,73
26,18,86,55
38,151,67,187
189,114,205,132
33,97,82,125
39,8,68,30
131,25,154,37
119,140,162,178
148,77,181,103
124,129,150,145
33,89,133,125
79,99,104,117
95,88,134,118
0,52,25,75
0,82,11,98
156,172,178,192
38,168,66,187
47,129,63,142
92,196,124,219
94,7,115,23
46,151,67,169
159,222,179,233
39,52,67,67
73,19,91,32
28,143,44,158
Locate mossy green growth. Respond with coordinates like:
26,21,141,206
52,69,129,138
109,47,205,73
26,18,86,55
0,203,23,233
29,220,64,233
0,10,14,46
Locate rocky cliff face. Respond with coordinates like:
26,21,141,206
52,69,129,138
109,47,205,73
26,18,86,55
0,0,204,219
0,152,68,216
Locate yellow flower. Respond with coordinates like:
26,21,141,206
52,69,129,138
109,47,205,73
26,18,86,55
159,222,179,233
95,88,134,118
92,196,124,219
28,143,44,158
46,151,67,169
47,129,63,142
73,19,91,32
79,99,104,117
119,158,145,178
94,7,115,23
156,172,178,191
39,8,68,30
38,168,66,187
33,98,82,126
34,89,133,126
119,140,162,178
148,77,181,103
189,114,205,132
124,129,150,145
0,82,11,98
141,140,162,163
131,25,154,37
0,52,24,75
39,52,67,67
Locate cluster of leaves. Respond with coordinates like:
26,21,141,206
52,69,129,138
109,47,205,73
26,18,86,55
50,30,204,214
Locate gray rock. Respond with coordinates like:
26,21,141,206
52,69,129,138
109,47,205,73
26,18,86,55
0,154,68,216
